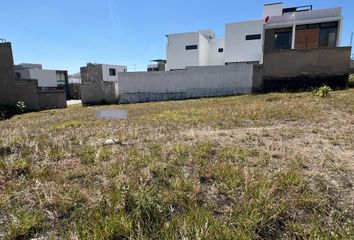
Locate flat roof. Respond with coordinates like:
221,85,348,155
264,2,283,6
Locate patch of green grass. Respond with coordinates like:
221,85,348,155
52,120,83,130
6,209,43,240
80,146,96,165
98,147,112,161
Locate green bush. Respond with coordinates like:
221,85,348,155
313,85,332,98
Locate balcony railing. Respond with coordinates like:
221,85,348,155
267,8,341,25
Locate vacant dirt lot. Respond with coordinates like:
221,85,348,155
0,89,353,239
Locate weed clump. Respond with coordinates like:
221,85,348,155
313,85,332,97
80,146,96,165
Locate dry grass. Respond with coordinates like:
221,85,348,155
0,89,354,239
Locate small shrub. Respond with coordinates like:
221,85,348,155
80,146,96,165
16,101,26,112
98,147,112,161
313,85,332,97
6,210,43,239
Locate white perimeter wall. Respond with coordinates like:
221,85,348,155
117,64,255,103
166,32,200,70
225,20,264,64
101,64,127,82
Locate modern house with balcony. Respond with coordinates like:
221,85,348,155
167,2,345,69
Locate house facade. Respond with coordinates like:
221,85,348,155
80,63,127,83
166,30,224,71
15,64,68,89
166,3,343,69
15,63,70,99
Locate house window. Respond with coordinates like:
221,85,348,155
109,68,116,76
56,72,66,86
274,28,292,49
295,22,338,49
319,22,338,47
218,48,224,53
186,45,198,50
246,34,261,40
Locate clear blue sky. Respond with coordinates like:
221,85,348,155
1,0,353,73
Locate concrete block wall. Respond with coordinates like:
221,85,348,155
81,81,119,105
13,79,41,110
81,64,103,83
117,64,256,103
262,47,351,91
263,47,351,77
350,60,354,73
0,42,17,104
39,90,67,110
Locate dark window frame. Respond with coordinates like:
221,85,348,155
295,22,338,48
109,68,116,76
185,45,198,50
218,48,224,53
246,34,262,40
274,27,293,50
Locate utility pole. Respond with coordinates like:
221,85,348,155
351,32,353,60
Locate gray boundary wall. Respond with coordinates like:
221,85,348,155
263,47,351,78
81,82,119,105
39,90,67,110
118,64,256,103
262,47,351,91
350,60,354,73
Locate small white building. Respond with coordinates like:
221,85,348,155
15,63,68,89
166,3,343,69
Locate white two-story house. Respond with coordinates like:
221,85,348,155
166,2,343,70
